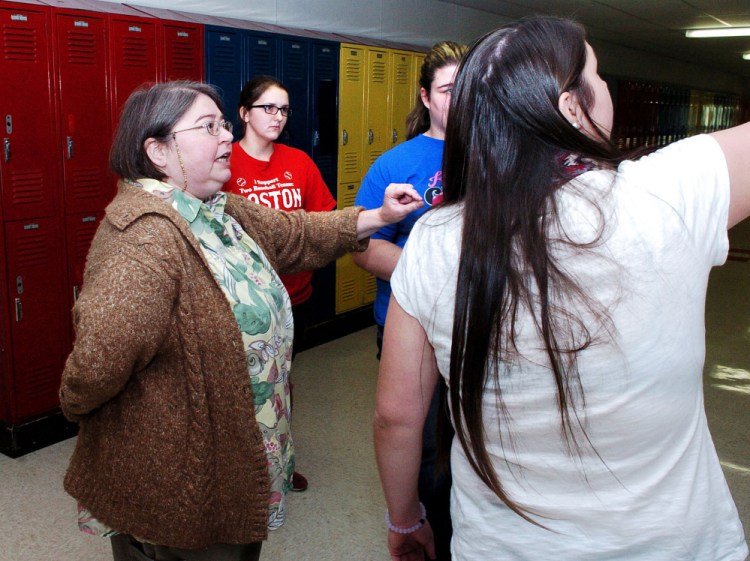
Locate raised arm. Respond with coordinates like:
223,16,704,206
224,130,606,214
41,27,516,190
710,121,750,228
356,183,423,240
374,295,439,561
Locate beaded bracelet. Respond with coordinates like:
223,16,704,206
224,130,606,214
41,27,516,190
385,502,427,534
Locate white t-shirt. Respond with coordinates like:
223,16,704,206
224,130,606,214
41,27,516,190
391,135,748,561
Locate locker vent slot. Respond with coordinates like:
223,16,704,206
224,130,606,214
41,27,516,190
395,62,409,84
71,167,100,200
285,51,305,80
251,50,273,75
342,153,359,175
213,45,236,74
371,60,386,83
316,55,334,78
66,31,96,64
23,365,58,400
10,170,44,206
169,41,195,71
121,36,148,68
3,26,38,62
345,58,362,82
339,277,356,301
364,274,377,297
16,231,47,268
369,150,384,165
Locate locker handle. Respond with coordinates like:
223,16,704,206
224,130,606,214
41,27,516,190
342,129,348,146
3,138,9,163
14,298,22,322
392,128,398,144
67,136,74,160
368,129,374,145
73,285,81,302
312,130,320,148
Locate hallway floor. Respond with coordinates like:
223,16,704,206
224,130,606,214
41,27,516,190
1,221,749,561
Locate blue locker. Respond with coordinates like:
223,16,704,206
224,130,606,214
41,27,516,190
279,37,309,153
310,40,339,193
205,25,245,137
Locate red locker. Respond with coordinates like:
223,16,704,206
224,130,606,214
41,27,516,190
63,210,102,358
4,217,68,422
0,224,12,422
54,9,113,214
161,20,204,82
0,3,60,222
108,14,159,126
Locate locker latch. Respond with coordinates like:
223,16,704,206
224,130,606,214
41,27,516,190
392,128,398,144
3,138,9,163
342,129,348,146
14,298,22,322
67,136,74,160
368,129,374,145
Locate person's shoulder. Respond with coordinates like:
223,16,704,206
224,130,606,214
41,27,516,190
618,135,721,176
274,142,311,161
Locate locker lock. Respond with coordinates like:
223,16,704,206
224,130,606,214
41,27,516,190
5,114,11,134
16,275,23,294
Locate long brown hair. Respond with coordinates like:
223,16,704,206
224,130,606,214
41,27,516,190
439,16,623,522
405,41,467,140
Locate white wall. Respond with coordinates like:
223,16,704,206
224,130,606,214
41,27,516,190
117,0,748,93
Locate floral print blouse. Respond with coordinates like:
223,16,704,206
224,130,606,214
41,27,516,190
78,179,295,537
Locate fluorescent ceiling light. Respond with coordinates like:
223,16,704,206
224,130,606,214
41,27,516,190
744,53,750,60
686,27,750,38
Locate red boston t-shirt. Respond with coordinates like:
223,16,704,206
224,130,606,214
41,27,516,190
225,142,336,305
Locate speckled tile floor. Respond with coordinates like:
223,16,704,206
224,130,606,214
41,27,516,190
1,220,749,561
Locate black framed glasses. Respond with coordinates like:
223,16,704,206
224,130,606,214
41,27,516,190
250,104,292,117
172,119,233,137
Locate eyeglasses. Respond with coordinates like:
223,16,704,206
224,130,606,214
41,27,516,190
249,104,292,117
171,119,234,137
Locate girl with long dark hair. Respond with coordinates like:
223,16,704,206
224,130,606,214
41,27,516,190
374,16,749,561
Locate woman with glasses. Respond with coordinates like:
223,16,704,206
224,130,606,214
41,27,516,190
225,75,338,493
59,80,422,561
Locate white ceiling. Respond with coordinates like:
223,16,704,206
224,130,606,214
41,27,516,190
440,0,750,79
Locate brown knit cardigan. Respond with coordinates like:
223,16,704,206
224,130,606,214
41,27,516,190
60,181,367,549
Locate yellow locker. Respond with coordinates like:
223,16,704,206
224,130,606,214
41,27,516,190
338,44,366,185
411,52,424,112
364,48,390,170
335,46,426,314
335,182,362,313
389,50,414,148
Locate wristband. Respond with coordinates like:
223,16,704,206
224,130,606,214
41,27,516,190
385,502,427,534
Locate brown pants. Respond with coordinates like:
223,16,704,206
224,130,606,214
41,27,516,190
111,534,262,561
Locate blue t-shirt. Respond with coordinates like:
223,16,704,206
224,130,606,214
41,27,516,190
354,134,444,326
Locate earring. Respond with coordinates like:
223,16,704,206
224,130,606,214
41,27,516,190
172,136,189,192
572,121,580,129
